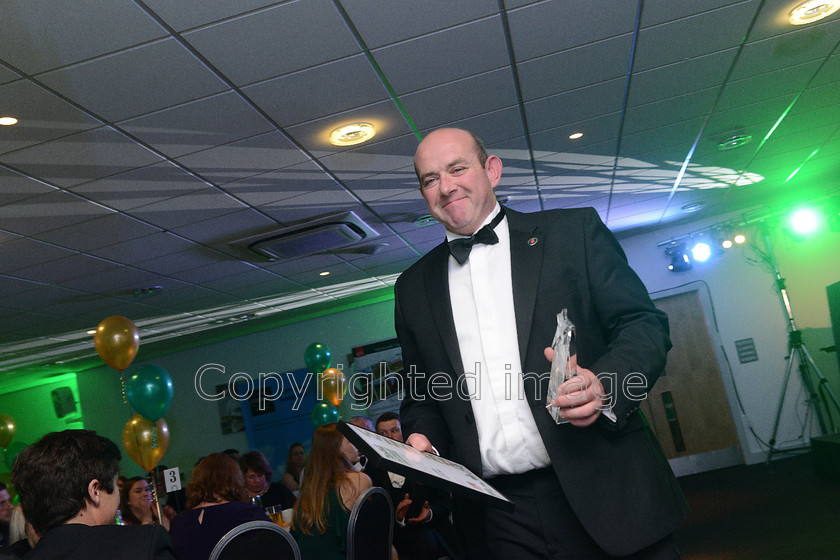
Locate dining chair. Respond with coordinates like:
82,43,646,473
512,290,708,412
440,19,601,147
346,486,394,560
209,520,301,560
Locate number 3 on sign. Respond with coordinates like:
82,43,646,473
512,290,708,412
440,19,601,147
163,467,182,492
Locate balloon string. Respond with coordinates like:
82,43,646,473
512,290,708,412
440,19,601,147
151,424,158,448
119,371,127,404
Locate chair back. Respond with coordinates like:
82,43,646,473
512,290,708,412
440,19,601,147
209,520,301,560
346,486,394,560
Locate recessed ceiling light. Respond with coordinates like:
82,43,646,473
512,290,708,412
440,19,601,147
0,116,18,126
717,134,752,151
789,0,840,24
329,122,376,146
569,132,583,140
681,202,706,213
319,271,330,276
414,215,438,227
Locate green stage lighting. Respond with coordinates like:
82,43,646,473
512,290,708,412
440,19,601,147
789,208,821,235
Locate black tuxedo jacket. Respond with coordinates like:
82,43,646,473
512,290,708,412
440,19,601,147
394,207,688,557
24,523,175,560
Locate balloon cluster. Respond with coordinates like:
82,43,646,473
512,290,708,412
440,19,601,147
304,343,346,427
93,316,173,471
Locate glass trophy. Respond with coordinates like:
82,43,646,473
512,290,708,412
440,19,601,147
546,309,575,424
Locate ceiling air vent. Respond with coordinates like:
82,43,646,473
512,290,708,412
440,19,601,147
232,212,379,260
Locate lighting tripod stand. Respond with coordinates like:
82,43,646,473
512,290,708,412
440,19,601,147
763,227,840,463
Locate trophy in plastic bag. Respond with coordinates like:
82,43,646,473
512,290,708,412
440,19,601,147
546,309,575,424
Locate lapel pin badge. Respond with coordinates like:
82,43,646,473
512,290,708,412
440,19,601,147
528,237,538,246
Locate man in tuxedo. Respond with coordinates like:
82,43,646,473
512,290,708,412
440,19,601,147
11,429,175,560
395,128,687,559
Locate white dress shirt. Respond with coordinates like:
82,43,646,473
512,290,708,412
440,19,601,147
447,205,552,477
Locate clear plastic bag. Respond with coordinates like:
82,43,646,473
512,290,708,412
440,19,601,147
546,309,575,424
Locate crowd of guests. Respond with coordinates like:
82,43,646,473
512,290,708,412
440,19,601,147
0,412,460,560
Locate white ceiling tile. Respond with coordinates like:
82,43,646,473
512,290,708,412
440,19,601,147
624,89,719,135
242,55,390,128
38,39,229,122
128,188,247,230
525,79,626,134
11,254,118,284
174,131,310,186
627,49,738,107
0,67,20,86
142,0,279,32
69,162,209,211
342,0,498,49
226,161,341,207
509,0,637,61
0,127,164,187
183,0,360,86
634,2,758,72
259,186,361,224
373,17,509,95
87,231,198,264
731,20,840,80
401,69,519,131
170,208,279,246
0,80,102,155
640,0,753,28
316,134,418,180
118,92,274,158
0,190,112,236
0,0,167,74
0,237,77,273
134,247,230,276
36,212,163,252
517,36,633,100
0,167,55,206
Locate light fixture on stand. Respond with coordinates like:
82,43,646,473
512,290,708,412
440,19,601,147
759,221,840,463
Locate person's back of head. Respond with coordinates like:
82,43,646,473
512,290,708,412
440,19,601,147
347,415,375,431
186,453,247,509
10,429,121,536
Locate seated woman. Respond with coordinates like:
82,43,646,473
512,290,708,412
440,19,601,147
120,476,170,530
292,423,371,560
239,450,296,509
168,453,269,560
280,442,306,495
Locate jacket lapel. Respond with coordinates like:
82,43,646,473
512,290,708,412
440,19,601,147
423,244,465,379
506,208,544,370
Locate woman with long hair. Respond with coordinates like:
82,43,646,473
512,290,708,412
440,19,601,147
292,423,371,559
168,453,269,560
281,442,306,494
120,477,170,530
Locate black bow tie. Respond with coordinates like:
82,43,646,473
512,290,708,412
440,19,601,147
447,211,505,265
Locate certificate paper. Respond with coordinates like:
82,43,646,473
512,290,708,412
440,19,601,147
338,421,515,512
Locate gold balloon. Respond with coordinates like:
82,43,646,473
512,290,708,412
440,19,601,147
122,414,169,471
321,369,346,407
93,316,140,371
0,414,16,449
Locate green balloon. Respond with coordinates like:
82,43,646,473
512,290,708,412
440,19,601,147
310,402,339,428
125,364,174,421
304,343,332,373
